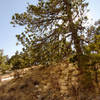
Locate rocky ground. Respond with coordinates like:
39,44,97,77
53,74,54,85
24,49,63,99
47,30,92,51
0,61,100,100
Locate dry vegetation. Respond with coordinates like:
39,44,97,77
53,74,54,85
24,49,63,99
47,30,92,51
0,61,100,100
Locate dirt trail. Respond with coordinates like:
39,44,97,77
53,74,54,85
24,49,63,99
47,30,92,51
0,66,39,85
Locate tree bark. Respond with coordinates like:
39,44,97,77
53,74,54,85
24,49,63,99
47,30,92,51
63,0,83,68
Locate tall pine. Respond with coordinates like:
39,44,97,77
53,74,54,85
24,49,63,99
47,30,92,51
11,0,89,68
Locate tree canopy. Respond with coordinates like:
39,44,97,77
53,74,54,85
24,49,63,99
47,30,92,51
11,0,90,67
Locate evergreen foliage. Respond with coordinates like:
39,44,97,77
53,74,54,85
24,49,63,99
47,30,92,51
0,50,11,73
11,0,89,67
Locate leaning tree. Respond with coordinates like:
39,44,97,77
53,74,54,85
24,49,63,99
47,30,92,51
11,0,89,68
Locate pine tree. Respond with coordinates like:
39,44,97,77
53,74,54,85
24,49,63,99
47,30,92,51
0,50,10,73
11,0,89,68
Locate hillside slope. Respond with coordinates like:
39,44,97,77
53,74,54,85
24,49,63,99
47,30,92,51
0,61,100,100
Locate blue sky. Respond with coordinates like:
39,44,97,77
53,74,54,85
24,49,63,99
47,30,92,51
88,0,100,21
0,0,100,57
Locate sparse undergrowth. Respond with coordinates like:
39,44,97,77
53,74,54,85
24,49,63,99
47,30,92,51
0,61,100,100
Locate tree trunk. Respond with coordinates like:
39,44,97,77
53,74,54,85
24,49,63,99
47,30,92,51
63,1,95,99
63,0,83,68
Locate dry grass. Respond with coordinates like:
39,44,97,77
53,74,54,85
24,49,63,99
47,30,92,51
0,62,100,100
